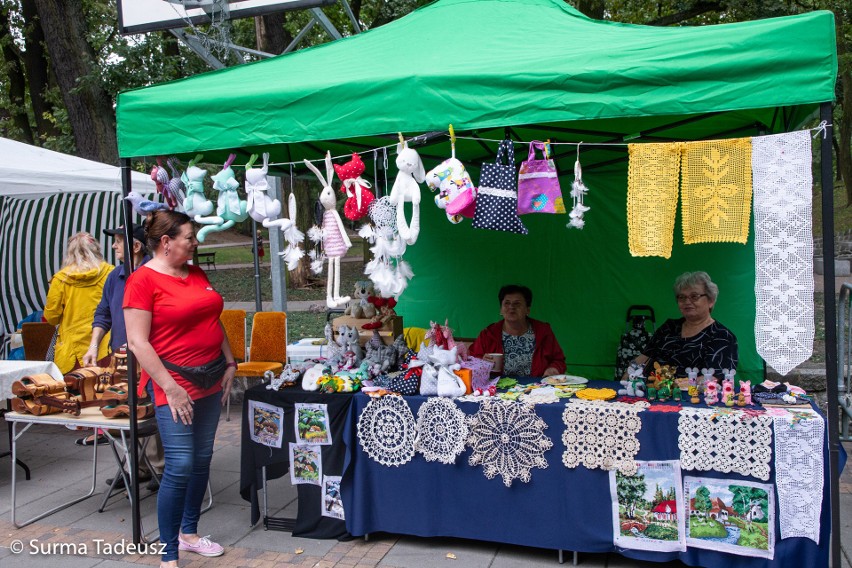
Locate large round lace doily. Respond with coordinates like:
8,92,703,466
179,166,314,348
562,399,644,476
414,397,468,464
357,394,416,466
466,400,552,487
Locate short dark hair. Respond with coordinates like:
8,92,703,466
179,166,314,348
498,284,532,307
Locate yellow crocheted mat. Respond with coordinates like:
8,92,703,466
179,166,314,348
627,143,682,259
681,137,752,244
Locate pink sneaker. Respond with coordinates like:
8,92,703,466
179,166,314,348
178,535,224,557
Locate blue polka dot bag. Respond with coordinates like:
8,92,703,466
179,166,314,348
472,139,528,235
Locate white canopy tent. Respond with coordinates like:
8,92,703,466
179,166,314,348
0,137,156,347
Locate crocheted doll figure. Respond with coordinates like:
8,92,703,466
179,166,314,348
196,154,249,242
334,153,374,221
704,379,719,405
739,380,752,405
721,377,735,407
181,156,214,218
305,152,351,308
246,153,281,223
389,141,426,246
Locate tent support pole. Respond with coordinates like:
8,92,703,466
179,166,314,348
120,157,142,544
269,175,288,313
820,101,840,568
252,218,262,312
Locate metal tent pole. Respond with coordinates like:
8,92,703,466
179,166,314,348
819,102,840,568
120,158,142,544
252,218,262,312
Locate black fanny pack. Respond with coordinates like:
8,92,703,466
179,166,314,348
161,353,226,390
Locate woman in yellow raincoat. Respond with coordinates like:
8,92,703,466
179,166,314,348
44,232,113,373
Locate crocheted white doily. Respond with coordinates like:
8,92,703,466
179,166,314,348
414,397,468,464
678,408,772,480
466,400,552,487
752,131,814,375
520,386,561,405
357,395,417,466
774,409,824,543
562,399,644,476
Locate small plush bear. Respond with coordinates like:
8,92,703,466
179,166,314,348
345,280,377,319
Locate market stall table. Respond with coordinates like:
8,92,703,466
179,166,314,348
0,359,63,478
5,406,162,531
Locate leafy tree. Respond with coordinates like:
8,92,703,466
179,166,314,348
616,471,647,519
693,485,712,521
653,484,665,507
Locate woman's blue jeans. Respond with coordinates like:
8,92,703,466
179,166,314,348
151,385,222,562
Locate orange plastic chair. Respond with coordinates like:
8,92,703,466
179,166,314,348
227,311,287,421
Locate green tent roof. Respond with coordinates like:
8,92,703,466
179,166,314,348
116,0,836,160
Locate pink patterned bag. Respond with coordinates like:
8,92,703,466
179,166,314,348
517,141,565,215
460,357,495,391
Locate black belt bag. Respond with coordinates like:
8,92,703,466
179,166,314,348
161,353,226,390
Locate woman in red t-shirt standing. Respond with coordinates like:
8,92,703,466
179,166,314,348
125,211,236,568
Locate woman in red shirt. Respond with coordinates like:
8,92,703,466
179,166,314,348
125,211,236,568
469,284,566,378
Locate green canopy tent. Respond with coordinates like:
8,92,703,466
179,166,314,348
115,0,840,559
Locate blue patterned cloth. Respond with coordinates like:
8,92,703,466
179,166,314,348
502,328,535,376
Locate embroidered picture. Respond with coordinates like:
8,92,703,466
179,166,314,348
684,476,775,559
289,443,322,486
248,400,283,448
610,460,685,552
295,403,332,445
322,475,344,520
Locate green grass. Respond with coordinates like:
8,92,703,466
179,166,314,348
197,237,366,266
688,517,728,538
643,523,679,540
736,522,769,550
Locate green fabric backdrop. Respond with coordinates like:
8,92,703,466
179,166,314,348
398,165,759,382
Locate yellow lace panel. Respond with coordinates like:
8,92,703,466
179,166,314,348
681,137,752,244
627,142,682,259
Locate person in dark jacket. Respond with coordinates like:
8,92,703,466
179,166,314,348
469,284,566,377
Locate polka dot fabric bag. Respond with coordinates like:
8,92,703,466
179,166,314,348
472,139,528,235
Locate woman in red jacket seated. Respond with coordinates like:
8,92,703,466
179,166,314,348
469,284,566,378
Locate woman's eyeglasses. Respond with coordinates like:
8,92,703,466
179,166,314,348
676,293,708,303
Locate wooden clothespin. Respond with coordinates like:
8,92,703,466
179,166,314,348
398,132,405,147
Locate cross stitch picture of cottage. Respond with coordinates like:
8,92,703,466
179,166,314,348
248,400,283,448
684,477,775,559
610,460,686,552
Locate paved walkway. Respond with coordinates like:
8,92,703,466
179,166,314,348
1,406,851,568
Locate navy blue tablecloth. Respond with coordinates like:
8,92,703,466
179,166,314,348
341,384,831,568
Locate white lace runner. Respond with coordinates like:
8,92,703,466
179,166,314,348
414,397,468,464
678,408,773,480
752,131,814,375
466,400,552,487
562,399,644,476
773,409,824,543
357,395,417,466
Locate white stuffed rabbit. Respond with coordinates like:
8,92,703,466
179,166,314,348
389,141,425,245
305,152,351,308
246,153,281,223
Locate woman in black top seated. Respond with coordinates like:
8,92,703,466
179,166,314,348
631,271,737,379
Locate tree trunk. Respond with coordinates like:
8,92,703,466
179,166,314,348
161,31,183,80
0,8,34,144
33,0,117,164
20,0,58,140
255,12,290,55
573,0,605,20
288,177,313,289
834,8,852,207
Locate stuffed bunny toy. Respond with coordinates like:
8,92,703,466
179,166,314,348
151,158,178,209
334,152,375,221
165,157,188,213
389,141,425,246
246,153,281,223
305,152,351,308
196,154,249,242
181,155,214,218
